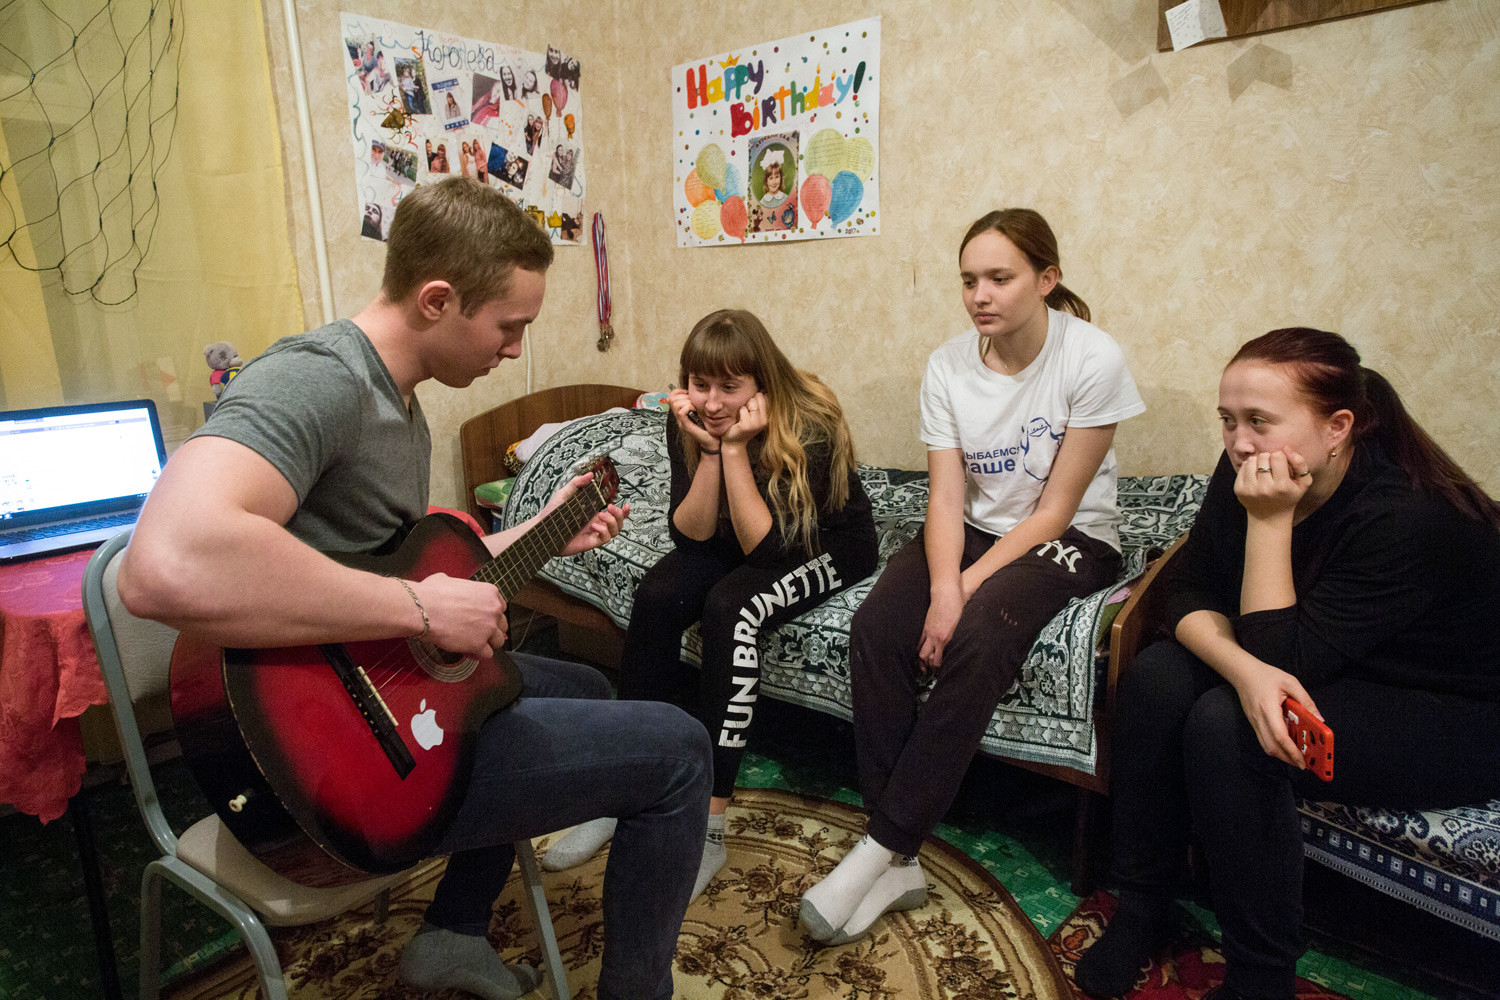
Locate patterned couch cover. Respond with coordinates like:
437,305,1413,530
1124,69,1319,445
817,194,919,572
500,407,1500,940
502,409,1202,774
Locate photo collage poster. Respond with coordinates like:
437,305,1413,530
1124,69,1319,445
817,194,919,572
672,16,879,247
342,12,585,245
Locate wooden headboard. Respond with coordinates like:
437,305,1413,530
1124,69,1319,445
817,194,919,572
459,383,644,525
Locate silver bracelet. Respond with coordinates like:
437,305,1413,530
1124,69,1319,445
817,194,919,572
396,578,430,639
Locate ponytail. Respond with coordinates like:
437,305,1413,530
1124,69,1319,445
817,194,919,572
1045,282,1090,323
1232,328,1500,530
961,208,1089,321
1357,367,1500,529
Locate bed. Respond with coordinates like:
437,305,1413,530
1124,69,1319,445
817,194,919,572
461,384,1205,889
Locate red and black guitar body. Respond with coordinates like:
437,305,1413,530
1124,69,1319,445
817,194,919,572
170,460,617,886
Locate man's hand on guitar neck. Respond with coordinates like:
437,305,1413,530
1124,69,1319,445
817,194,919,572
407,573,510,660
546,472,629,557
485,471,630,560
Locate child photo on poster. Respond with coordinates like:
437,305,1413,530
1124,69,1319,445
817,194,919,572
749,134,799,233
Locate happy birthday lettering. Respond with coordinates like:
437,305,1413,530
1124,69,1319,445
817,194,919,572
683,59,866,138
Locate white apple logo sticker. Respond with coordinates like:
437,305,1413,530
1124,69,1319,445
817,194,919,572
411,699,444,750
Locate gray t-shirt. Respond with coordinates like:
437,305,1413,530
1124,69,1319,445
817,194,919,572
192,319,431,553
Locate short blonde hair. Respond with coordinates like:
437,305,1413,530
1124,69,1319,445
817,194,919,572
382,177,553,316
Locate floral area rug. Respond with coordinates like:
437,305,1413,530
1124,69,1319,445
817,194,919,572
165,787,1072,999
1049,890,1350,1000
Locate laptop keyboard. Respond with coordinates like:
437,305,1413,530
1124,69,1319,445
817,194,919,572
0,510,137,543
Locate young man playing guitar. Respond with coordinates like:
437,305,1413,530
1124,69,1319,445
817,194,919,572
119,177,713,1000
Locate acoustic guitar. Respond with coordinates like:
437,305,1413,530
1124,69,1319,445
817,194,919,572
169,458,618,886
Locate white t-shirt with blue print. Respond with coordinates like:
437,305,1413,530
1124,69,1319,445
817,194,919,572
919,308,1145,551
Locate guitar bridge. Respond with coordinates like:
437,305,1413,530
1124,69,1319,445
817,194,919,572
319,644,416,778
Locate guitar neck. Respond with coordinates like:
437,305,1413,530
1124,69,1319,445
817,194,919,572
471,479,606,600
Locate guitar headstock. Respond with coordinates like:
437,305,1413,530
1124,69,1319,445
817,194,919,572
578,455,620,504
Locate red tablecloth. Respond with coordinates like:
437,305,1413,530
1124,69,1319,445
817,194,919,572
0,547,103,823
0,509,487,824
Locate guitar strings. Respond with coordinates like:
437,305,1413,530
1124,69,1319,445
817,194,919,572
363,478,612,705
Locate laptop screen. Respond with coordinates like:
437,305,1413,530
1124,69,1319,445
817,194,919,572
0,400,168,527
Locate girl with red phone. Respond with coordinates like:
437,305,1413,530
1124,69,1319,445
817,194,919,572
1075,329,1500,1000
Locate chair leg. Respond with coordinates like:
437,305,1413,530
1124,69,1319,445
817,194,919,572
240,917,290,1000
373,887,390,924
158,859,289,1000
139,863,165,1000
515,839,571,1000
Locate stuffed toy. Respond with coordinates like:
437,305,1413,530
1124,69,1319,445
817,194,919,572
204,341,243,399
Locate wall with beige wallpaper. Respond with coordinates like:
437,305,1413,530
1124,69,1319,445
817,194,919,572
265,0,1499,508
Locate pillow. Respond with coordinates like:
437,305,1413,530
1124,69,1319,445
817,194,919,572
474,477,515,510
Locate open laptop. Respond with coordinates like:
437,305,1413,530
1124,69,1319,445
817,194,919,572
0,399,168,562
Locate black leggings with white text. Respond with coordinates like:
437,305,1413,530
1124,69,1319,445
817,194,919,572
619,535,876,798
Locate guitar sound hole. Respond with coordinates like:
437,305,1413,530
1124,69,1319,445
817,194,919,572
408,637,479,682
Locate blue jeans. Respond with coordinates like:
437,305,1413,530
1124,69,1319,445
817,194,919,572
426,653,711,1000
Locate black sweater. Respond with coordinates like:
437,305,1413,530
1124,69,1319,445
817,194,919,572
1163,445,1500,701
664,417,876,569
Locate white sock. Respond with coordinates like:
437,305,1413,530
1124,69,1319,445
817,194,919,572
799,835,896,940
541,816,617,871
692,812,728,899
825,855,926,946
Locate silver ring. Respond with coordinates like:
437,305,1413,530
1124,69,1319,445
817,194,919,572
1256,467,1271,473
1296,470,1312,478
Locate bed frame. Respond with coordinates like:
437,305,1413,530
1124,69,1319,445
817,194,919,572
459,381,1181,892
460,383,644,649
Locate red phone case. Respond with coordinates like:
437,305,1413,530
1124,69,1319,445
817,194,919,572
1283,698,1334,782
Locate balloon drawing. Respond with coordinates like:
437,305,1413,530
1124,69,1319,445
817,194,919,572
720,195,747,241
691,199,721,239
800,173,831,227
684,169,713,207
828,170,863,226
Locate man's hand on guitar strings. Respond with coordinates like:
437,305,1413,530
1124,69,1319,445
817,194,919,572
409,573,510,659
548,471,629,557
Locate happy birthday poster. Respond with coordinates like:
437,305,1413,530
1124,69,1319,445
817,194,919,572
673,17,879,247
341,13,585,245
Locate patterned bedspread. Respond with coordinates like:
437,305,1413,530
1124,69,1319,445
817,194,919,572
501,409,1206,774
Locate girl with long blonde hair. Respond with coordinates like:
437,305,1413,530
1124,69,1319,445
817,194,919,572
543,309,878,898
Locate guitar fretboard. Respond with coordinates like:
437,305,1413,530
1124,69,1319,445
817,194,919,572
470,478,607,600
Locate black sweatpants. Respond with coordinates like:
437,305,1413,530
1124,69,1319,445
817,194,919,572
852,523,1121,856
1110,639,1500,999
619,535,875,798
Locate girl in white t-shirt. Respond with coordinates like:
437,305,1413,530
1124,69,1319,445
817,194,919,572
800,208,1145,945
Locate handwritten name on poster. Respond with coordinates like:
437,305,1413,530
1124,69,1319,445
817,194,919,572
341,12,585,245
672,16,880,247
